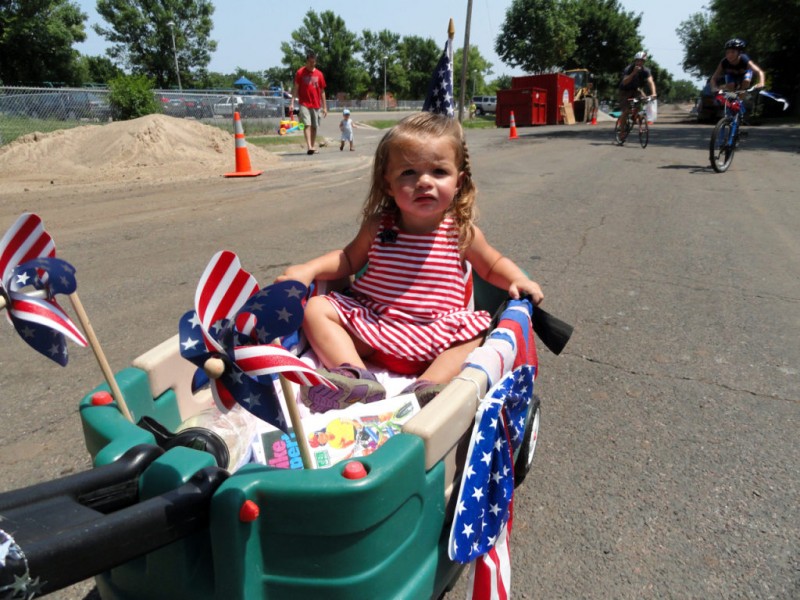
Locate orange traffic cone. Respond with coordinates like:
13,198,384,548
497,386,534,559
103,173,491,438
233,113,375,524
591,104,598,126
508,110,518,140
225,112,263,178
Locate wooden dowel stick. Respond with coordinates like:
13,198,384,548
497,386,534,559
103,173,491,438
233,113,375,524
68,292,134,422
279,373,314,470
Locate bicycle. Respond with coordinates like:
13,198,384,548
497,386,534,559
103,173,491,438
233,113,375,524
709,86,757,173
614,95,655,148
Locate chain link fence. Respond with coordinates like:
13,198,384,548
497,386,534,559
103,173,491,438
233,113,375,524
0,86,424,146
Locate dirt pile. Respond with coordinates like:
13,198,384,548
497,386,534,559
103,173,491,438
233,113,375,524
0,114,279,193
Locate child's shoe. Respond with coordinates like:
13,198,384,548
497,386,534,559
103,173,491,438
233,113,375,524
301,363,386,413
400,379,446,407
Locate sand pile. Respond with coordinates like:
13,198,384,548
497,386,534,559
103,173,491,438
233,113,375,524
0,114,279,193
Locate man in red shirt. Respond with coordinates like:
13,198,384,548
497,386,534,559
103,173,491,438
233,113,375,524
290,50,328,155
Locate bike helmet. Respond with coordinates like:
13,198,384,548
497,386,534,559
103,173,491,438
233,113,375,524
724,38,746,50
633,51,647,60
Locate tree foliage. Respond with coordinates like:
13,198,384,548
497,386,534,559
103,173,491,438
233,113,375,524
678,0,799,105
0,0,87,85
107,73,159,120
279,10,361,98
567,0,643,92
94,0,216,89
495,0,580,72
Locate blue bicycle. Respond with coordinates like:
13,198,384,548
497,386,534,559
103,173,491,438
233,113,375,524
709,87,757,173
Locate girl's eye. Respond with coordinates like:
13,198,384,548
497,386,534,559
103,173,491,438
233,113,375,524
400,169,415,177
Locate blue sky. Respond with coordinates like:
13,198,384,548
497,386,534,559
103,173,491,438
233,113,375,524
74,0,707,84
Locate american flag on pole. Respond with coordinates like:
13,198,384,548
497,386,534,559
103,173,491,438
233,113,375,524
0,213,87,366
454,298,539,600
179,251,333,431
423,37,455,117
449,364,535,600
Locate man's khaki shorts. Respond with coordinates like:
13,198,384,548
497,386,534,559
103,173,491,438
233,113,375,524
298,105,321,128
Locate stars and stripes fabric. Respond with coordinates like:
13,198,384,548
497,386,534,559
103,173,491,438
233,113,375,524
179,251,334,431
422,37,455,117
465,298,538,388
0,213,87,366
449,364,536,600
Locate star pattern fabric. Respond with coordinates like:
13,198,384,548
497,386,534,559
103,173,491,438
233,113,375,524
179,251,334,432
0,214,87,366
449,364,535,564
423,38,455,117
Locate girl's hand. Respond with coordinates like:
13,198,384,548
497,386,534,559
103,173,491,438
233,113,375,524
275,264,315,287
509,278,544,305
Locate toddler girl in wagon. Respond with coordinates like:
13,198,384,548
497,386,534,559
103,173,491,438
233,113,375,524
277,112,543,412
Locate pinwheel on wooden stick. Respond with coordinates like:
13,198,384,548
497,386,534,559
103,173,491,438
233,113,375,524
0,212,134,421
0,213,87,366
179,251,334,437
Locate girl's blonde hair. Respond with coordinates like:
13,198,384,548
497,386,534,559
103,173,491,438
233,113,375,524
362,112,478,250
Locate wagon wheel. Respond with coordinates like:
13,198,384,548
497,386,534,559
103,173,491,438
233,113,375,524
513,394,541,487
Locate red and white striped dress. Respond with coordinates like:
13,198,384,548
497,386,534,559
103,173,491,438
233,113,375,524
325,214,491,368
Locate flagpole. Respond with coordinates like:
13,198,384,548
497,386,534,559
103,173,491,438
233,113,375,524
457,0,474,122
69,292,134,422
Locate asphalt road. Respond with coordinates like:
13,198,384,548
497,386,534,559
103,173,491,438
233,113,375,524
1,107,798,599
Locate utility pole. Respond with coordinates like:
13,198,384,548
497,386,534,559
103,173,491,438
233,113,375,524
457,0,473,122
167,21,182,91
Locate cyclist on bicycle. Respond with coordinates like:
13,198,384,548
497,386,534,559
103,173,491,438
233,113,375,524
709,39,765,92
617,51,657,126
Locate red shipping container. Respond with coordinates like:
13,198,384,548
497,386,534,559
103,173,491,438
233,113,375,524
511,74,574,125
496,88,547,127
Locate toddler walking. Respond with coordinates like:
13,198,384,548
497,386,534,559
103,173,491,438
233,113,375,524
339,108,355,151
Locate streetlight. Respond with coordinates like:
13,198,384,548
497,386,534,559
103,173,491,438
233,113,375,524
383,56,388,111
167,21,182,91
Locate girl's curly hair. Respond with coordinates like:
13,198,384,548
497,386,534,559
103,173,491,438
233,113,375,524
362,112,478,250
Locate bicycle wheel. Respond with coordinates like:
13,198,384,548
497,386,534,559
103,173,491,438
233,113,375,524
614,116,632,145
614,117,626,145
709,118,735,173
638,117,649,148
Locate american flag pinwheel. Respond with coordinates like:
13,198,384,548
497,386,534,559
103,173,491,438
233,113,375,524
0,213,87,366
179,250,334,432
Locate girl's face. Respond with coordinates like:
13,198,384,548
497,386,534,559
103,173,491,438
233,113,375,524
383,136,464,229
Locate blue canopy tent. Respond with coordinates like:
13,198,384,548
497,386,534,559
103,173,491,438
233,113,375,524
233,76,257,91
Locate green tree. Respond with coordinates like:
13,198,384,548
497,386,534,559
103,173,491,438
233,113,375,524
107,73,159,119
79,55,123,85
665,79,700,103
454,45,494,100
567,0,644,95
678,0,800,105
495,0,580,72
396,35,440,99
280,10,361,98
94,0,216,89
0,0,87,85
360,29,401,99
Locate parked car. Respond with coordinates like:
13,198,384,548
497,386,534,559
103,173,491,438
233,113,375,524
2,91,110,121
159,94,188,118
180,96,205,119
240,95,272,118
212,95,243,117
62,91,111,121
472,95,497,115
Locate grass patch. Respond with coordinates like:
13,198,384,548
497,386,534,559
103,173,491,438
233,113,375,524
361,115,497,130
247,134,303,147
0,116,98,145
